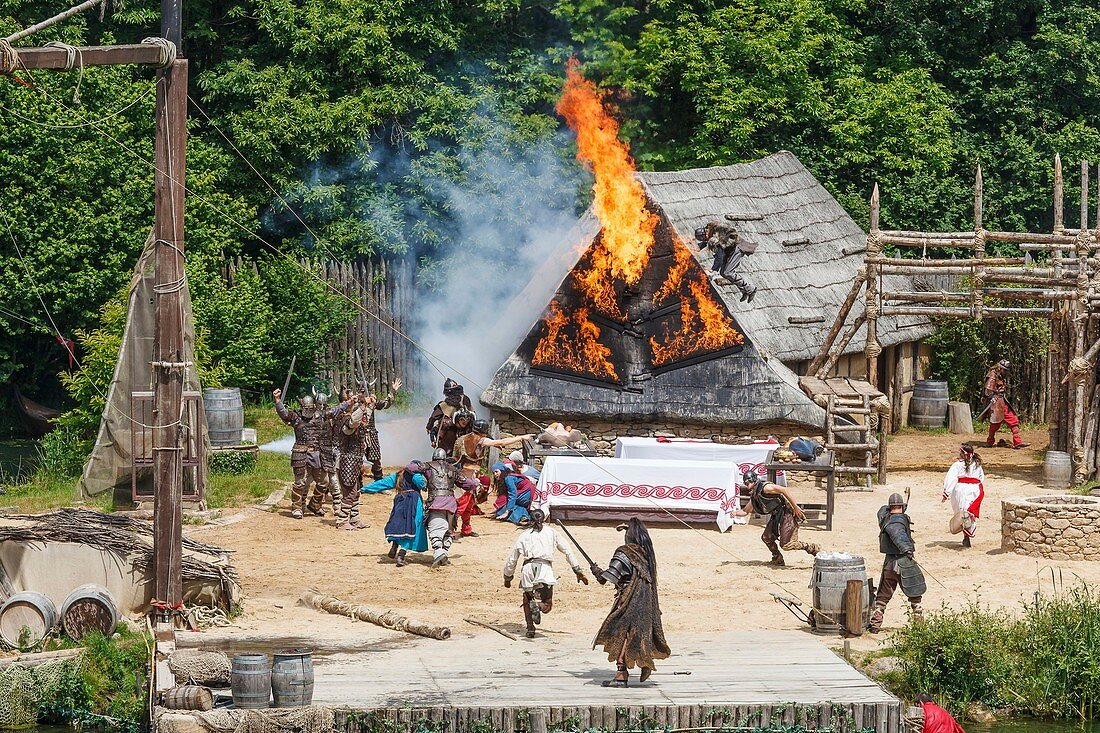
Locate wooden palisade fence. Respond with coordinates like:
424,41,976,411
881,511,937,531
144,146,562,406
221,256,419,397
813,155,1100,483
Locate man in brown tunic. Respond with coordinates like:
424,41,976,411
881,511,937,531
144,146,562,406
589,518,670,687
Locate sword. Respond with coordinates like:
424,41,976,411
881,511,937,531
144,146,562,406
281,355,297,400
553,518,597,567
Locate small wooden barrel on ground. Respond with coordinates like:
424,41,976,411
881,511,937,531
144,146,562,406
61,584,119,640
271,649,314,708
909,380,949,428
1044,450,1073,490
231,654,271,709
204,387,244,446
0,591,57,647
811,555,870,634
163,685,214,711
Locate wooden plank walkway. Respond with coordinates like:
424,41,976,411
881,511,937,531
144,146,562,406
310,630,900,731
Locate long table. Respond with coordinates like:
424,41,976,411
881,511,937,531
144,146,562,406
534,456,746,531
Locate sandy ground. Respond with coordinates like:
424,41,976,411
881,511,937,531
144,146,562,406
190,428,1094,653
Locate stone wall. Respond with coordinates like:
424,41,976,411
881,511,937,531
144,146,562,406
490,411,814,457
1001,495,1100,561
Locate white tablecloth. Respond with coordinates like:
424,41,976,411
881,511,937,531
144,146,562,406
535,457,745,531
615,437,779,464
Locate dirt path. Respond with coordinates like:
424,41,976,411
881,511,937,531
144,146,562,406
193,429,1093,650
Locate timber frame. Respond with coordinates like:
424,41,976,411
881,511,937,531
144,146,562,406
812,155,1100,484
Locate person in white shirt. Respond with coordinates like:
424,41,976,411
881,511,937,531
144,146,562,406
942,444,985,548
503,509,588,637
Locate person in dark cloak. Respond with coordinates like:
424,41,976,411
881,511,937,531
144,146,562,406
383,461,429,567
589,518,670,687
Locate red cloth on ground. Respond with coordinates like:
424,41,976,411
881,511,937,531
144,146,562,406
921,702,966,733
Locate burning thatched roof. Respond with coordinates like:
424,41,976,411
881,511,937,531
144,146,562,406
481,151,926,428
637,151,934,363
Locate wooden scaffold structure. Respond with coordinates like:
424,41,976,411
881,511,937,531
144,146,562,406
814,155,1100,484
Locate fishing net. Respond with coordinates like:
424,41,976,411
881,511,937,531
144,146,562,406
168,649,231,687
168,707,335,733
0,655,84,729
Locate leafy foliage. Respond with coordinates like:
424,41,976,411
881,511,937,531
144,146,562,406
890,585,1100,720
926,315,1050,404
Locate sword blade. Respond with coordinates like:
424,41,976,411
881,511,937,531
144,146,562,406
281,355,297,399
553,518,596,567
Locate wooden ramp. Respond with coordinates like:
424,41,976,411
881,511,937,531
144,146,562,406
312,630,901,732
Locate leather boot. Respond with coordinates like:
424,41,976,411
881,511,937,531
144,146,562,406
986,422,999,448
868,604,886,633
910,602,924,622
1010,425,1030,449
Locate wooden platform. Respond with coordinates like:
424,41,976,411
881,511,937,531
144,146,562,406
799,376,885,403
309,630,901,732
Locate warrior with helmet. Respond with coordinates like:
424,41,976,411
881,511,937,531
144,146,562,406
589,518,669,687
734,469,819,565
427,378,474,451
335,391,377,530
452,419,534,538
422,448,475,568
694,221,758,303
363,378,401,481
869,492,926,633
273,387,332,520
503,508,588,638
983,359,1029,449
315,389,353,518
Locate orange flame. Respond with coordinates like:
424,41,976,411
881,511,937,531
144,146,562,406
654,241,694,304
649,274,745,367
557,59,657,315
532,301,619,381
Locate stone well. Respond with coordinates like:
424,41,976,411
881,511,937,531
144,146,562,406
1001,495,1100,561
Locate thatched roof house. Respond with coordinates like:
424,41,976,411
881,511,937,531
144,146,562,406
481,152,934,445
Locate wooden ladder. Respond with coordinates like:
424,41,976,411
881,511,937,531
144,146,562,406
825,394,878,491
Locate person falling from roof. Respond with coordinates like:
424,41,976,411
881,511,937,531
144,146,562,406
503,508,588,638
733,469,819,566
694,221,758,303
589,518,670,687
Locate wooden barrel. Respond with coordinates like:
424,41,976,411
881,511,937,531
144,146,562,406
231,654,271,709
163,685,214,711
1044,450,1073,490
0,591,57,647
811,555,870,634
909,380,949,428
204,387,244,446
271,648,314,708
61,584,118,640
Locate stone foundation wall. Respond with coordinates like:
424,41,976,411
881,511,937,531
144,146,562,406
1001,495,1100,561
490,411,813,457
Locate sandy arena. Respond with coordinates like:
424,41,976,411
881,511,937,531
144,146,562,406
190,429,1090,652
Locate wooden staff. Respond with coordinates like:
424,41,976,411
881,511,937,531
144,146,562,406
298,590,451,640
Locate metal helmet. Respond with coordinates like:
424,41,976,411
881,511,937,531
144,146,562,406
888,492,907,508
433,448,449,461
741,469,760,486
454,409,474,425
472,418,490,434
997,359,1011,371
443,378,462,395
299,395,316,409
694,226,707,242
315,391,330,407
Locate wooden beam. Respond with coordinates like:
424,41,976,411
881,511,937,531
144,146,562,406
807,273,865,375
152,59,187,606
870,256,1025,267
3,43,169,71
1055,153,1065,233
878,235,974,249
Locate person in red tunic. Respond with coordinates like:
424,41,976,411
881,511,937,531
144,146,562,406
983,359,1029,449
915,694,966,733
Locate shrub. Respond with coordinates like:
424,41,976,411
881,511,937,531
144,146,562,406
208,449,258,475
36,427,90,477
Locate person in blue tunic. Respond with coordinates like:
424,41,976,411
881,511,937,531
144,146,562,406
380,461,429,567
492,462,534,525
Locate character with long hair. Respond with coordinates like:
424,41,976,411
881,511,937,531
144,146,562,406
383,461,429,567
589,518,670,687
942,444,985,548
